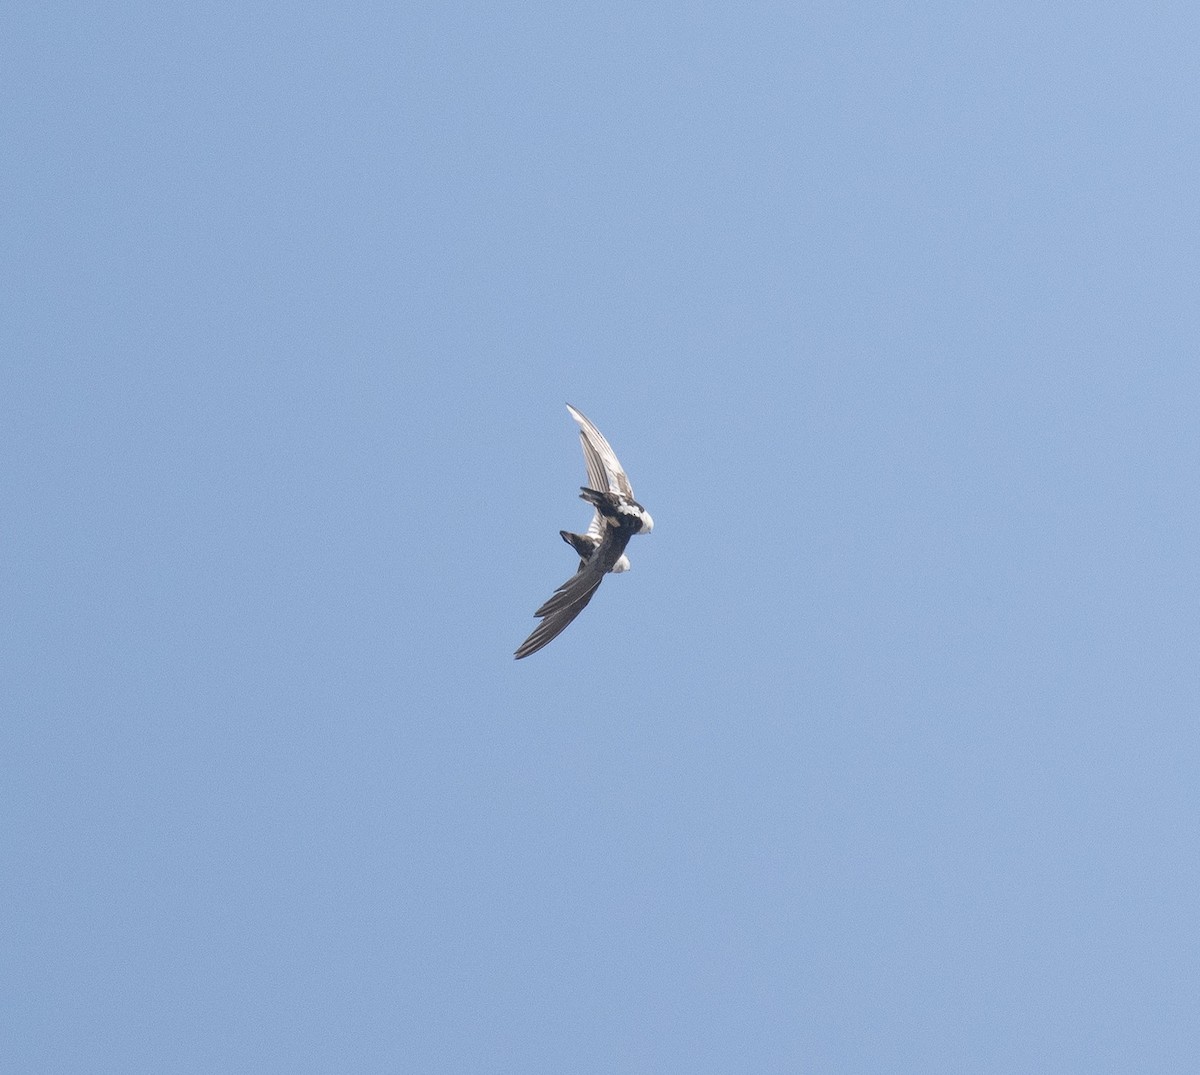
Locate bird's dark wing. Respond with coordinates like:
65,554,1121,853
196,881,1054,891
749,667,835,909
514,559,606,659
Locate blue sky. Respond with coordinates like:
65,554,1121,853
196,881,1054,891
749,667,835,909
4,3,1198,1071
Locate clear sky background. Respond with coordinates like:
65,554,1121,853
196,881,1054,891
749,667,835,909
4,3,1198,1072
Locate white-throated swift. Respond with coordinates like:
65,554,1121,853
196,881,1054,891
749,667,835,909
514,405,653,659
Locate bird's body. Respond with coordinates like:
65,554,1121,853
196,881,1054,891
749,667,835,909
514,405,653,660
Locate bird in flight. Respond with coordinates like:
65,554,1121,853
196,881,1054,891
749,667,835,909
514,405,654,659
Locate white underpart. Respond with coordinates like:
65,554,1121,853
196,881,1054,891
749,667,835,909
612,554,631,573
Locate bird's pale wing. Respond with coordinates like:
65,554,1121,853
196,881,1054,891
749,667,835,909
514,561,605,659
574,419,611,495
567,404,634,499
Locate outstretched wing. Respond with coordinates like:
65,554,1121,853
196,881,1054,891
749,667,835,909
513,559,606,660
567,404,635,501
